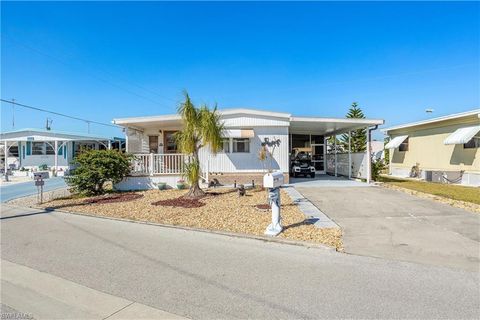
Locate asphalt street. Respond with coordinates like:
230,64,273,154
1,204,479,319
0,177,67,202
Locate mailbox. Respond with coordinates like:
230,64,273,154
34,172,49,180
263,171,284,188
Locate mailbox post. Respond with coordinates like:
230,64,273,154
263,171,284,236
34,174,45,204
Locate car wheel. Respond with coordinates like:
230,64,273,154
310,173,316,178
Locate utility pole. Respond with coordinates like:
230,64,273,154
11,98,15,129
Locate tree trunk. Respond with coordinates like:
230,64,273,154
185,180,205,198
184,150,205,199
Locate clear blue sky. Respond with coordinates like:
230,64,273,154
1,1,479,139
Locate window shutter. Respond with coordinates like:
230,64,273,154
26,141,31,155
64,145,67,159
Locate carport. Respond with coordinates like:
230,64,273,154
288,116,384,183
0,128,125,180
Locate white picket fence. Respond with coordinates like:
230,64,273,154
131,153,191,175
131,153,209,182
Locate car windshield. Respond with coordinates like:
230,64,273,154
295,152,310,161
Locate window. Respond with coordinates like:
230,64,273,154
399,138,409,152
46,143,55,155
164,131,178,153
291,134,310,149
221,138,230,153
464,137,480,149
32,142,45,155
310,135,324,144
233,138,250,153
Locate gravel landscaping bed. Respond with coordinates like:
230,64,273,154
14,187,342,250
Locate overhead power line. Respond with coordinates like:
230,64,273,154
0,99,121,130
4,34,177,107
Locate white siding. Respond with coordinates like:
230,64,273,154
222,115,290,127
125,114,291,174
199,127,289,173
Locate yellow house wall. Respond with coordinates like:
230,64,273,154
389,117,480,173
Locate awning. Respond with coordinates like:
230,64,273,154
385,135,408,149
223,129,255,138
444,126,480,145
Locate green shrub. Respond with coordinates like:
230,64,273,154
371,158,387,181
66,150,133,196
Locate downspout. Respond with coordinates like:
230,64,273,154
366,125,379,184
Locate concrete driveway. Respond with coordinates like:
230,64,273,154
296,185,480,272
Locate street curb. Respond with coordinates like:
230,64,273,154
6,203,337,252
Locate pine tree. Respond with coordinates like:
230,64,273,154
340,102,367,152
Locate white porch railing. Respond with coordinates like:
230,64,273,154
131,153,192,176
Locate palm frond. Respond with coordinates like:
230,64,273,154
183,158,200,185
199,104,224,155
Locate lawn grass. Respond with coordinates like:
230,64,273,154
378,176,480,205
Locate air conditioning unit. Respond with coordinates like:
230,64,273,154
425,171,433,182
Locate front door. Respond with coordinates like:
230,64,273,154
311,144,325,174
163,131,178,153
148,136,158,153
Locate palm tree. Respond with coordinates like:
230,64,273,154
175,92,224,198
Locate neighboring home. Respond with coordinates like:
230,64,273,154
384,109,480,186
112,109,384,189
0,128,125,176
371,140,386,161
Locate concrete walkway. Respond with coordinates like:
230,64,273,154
296,185,480,272
1,204,478,319
0,177,67,202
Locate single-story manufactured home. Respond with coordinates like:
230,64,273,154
113,109,384,189
0,128,125,177
384,109,480,186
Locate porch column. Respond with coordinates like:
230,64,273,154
54,140,58,173
4,140,9,181
366,127,371,184
108,140,112,150
348,131,352,179
125,128,129,153
149,152,154,176
334,135,338,177
64,141,69,170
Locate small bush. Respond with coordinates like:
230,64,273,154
65,150,133,196
371,158,387,181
